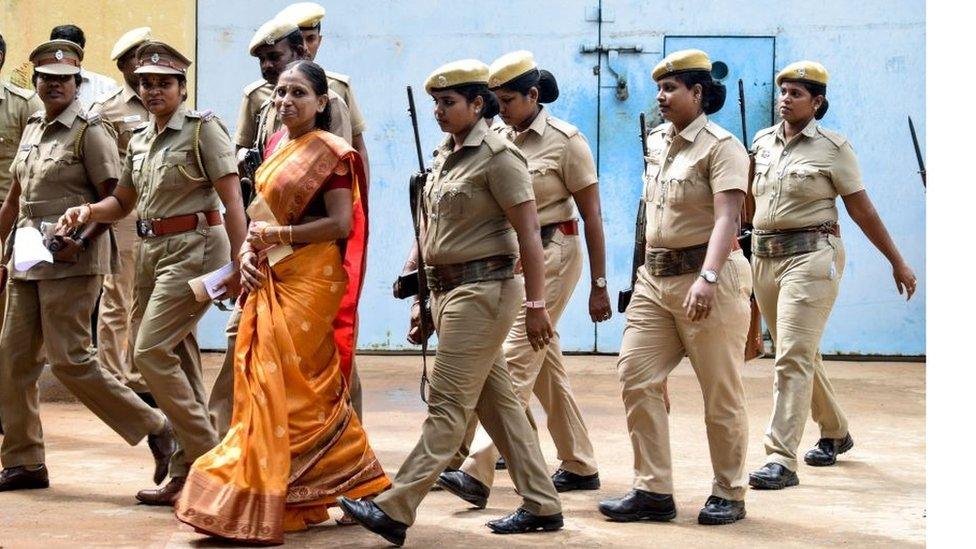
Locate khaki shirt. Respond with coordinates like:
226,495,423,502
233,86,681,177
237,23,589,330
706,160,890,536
643,113,749,249
235,76,359,149
751,120,864,231
0,83,43,198
10,100,119,280
91,83,149,159
494,106,597,226
423,118,534,265
120,105,237,221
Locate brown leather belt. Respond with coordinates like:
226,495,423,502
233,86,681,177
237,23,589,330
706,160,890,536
752,221,839,258
425,255,516,293
137,210,222,238
645,238,741,277
540,219,579,246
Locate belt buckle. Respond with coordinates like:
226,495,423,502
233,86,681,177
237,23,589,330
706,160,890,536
136,219,156,238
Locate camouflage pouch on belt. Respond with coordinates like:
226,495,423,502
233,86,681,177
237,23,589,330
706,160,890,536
425,255,516,292
752,231,827,258
644,244,708,277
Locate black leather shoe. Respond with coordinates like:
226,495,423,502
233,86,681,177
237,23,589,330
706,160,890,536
598,490,676,522
0,465,50,492
804,433,854,467
697,495,746,525
436,469,490,509
495,456,507,470
749,463,799,490
136,476,185,506
486,508,563,534
551,469,600,492
147,421,177,485
337,496,407,547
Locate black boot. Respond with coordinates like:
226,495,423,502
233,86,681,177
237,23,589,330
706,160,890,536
486,508,563,534
337,496,407,547
749,463,799,490
436,469,489,509
147,421,177,485
551,469,600,492
598,490,676,522
0,465,49,492
495,456,507,470
697,495,746,525
804,433,854,466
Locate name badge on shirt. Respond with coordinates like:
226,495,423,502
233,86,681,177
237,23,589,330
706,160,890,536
123,114,142,123
19,144,32,151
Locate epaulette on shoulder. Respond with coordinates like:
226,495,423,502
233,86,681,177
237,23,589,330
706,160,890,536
244,79,268,96
92,87,123,107
546,116,579,139
703,121,733,141
132,121,151,133
484,130,508,154
28,109,45,122
187,109,216,122
325,71,351,85
4,82,36,101
753,125,776,140
649,122,669,135
816,126,848,148
82,111,102,124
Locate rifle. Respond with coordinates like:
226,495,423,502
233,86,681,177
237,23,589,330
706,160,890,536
617,112,649,314
738,79,764,361
238,148,262,209
395,85,434,402
908,116,926,189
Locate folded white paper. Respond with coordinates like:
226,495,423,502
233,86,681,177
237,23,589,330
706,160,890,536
13,227,53,272
246,194,293,266
188,262,235,302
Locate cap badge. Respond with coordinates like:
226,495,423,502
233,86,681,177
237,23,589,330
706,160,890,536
666,61,674,71
437,75,448,86
55,50,64,61
796,67,806,78
265,36,275,45
151,53,160,64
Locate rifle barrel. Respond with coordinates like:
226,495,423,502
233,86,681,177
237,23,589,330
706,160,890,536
738,79,749,146
908,116,926,187
407,86,426,172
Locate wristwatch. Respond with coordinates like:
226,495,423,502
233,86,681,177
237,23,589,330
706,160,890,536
524,299,547,309
592,276,607,288
699,269,719,284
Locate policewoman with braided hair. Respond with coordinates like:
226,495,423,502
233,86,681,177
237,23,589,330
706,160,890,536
0,40,175,493
747,61,916,490
338,59,562,546
599,50,752,526
439,51,608,505
57,41,247,506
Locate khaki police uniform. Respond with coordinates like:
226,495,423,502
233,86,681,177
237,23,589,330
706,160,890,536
616,112,752,501
0,41,166,468
459,105,598,487
92,81,150,394
121,42,238,479
373,61,560,524
0,81,43,338
751,118,861,472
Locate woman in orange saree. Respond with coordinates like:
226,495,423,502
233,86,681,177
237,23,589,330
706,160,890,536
175,61,389,544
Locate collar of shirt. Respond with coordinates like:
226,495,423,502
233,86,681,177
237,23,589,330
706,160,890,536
439,117,490,155
774,118,818,144
50,99,82,129
122,82,142,105
523,105,549,137
668,112,709,144
148,104,189,136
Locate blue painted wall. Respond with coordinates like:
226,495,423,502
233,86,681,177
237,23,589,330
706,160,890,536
195,0,924,355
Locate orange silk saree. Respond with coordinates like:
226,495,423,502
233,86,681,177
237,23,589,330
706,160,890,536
175,130,389,544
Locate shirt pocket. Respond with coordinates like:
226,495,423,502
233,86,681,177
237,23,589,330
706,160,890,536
158,150,199,188
665,165,710,206
784,166,828,199
433,178,473,219
752,158,772,196
643,156,662,204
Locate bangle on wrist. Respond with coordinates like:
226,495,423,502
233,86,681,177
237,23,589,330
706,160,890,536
287,225,294,245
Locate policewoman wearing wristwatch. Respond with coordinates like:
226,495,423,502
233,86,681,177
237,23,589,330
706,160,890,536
58,41,247,505
0,39,173,493
441,51,608,502
338,59,562,545
747,61,917,490
599,49,752,526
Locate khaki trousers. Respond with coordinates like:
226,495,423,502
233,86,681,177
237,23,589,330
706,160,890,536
616,251,751,501
0,276,165,467
374,278,561,525
208,304,365,439
133,233,224,478
97,211,146,392
460,230,597,486
753,235,849,472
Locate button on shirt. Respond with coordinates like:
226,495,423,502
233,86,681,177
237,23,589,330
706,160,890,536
496,106,597,226
751,119,864,231
423,118,535,266
119,105,237,221
642,113,749,249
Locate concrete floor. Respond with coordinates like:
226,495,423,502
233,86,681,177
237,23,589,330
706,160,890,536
0,354,924,548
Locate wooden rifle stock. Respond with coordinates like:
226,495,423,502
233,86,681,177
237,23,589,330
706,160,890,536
738,79,764,361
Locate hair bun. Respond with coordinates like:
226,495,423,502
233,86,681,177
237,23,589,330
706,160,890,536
536,69,560,103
